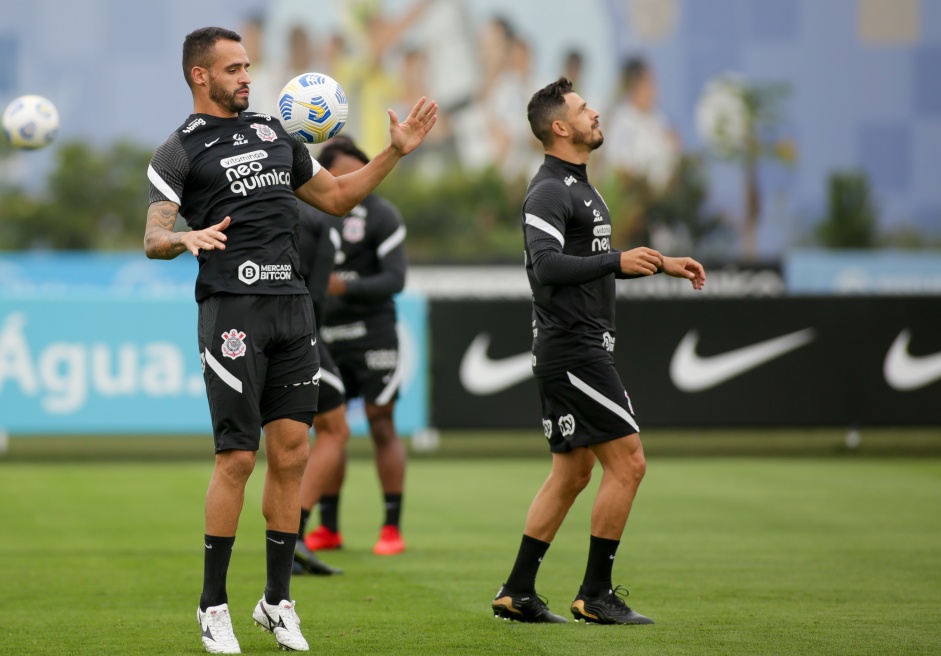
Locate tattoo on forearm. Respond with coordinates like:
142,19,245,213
144,201,185,259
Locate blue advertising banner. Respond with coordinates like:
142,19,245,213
785,250,941,295
0,292,428,436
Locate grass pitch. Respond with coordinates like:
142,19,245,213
0,444,939,655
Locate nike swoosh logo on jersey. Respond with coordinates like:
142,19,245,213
204,137,220,147
883,329,941,391
584,200,593,206
459,333,533,395
670,328,815,392
292,100,326,117
311,338,316,346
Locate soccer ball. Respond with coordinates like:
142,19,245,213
2,95,60,150
277,73,348,144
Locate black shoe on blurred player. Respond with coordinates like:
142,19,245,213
293,541,343,576
491,585,567,623
570,585,654,625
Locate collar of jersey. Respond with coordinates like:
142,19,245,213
544,154,588,182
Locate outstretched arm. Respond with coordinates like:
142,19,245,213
295,97,437,217
144,201,229,260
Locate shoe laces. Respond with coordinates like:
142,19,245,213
601,586,632,611
206,607,237,643
528,592,551,610
277,601,302,633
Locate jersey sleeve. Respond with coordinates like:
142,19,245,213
290,139,321,189
147,132,188,206
523,179,620,285
344,197,407,300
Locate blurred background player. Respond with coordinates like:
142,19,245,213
293,197,347,577
303,136,410,556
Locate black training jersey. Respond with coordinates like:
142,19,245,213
523,154,623,376
322,195,406,338
296,200,342,324
147,112,321,301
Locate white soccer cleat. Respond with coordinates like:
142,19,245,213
253,598,309,651
197,603,241,654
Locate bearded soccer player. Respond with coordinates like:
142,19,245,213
490,77,704,625
144,26,435,654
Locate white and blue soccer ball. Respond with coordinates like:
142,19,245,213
2,94,59,150
277,73,348,144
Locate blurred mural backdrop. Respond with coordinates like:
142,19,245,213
1,0,940,434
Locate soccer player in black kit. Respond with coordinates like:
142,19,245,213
491,78,705,625
300,137,410,557
294,177,352,569
144,27,436,654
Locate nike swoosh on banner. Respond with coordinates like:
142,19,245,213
459,333,533,395
883,329,941,391
670,328,815,392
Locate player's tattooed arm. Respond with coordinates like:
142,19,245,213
144,201,230,259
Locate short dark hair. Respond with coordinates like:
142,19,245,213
317,136,371,169
620,57,649,92
527,77,574,147
182,27,242,89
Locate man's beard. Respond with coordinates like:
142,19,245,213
573,125,603,150
209,78,249,113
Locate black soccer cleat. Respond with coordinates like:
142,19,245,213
491,585,568,623
570,585,654,625
293,541,343,576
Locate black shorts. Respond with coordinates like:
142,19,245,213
537,359,639,454
316,340,346,414
198,293,320,452
326,325,400,405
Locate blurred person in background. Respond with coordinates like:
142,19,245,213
144,26,436,653
338,0,435,157
562,48,585,90
600,56,687,252
240,12,281,116
601,56,680,192
303,136,410,557
292,196,348,578
491,77,704,625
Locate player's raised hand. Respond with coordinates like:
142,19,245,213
662,256,706,290
619,247,663,276
181,215,230,257
388,97,438,156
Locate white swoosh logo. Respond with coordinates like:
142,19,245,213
459,333,533,395
205,137,220,147
584,200,593,206
670,328,815,392
884,330,941,391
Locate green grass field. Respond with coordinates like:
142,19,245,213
1,435,940,655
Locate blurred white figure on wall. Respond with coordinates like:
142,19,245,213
602,56,680,192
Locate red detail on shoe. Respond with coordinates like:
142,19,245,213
304,526,343,551
373,525,406,555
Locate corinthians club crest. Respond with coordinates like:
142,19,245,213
250,123,277,142
221,329,247,359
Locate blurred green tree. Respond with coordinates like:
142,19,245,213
815,170,877,249
0,140,152,250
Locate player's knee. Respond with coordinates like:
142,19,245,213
216,449,256,483
573,467,593,492
629,451,647,484
366,405,397,444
